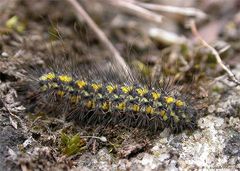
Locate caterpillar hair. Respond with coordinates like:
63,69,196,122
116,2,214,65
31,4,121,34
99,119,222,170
24,52,198,133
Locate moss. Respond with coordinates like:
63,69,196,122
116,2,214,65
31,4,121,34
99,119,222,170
60,132,86,156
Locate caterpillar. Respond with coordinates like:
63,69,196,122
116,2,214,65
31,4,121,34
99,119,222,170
34,68,197,133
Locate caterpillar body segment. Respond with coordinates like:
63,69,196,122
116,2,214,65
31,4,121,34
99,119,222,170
38,72,197,132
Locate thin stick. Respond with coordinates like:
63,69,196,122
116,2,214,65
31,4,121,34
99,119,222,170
132,1,207,19
65,0,132,78
190,20,240,86
102,0,163,24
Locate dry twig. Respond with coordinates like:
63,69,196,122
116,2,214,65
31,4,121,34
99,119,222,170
190,20,240,86
102,0,163,24
131,1,207,19
65,0,133,78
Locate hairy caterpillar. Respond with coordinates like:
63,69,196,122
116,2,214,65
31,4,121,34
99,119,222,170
34,67,197,133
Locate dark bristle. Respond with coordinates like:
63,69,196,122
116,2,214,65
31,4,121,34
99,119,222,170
34,72,198,133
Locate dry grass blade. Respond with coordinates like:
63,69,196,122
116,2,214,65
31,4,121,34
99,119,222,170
102,0,163,24
190,20,240,86
65,0,133,78
134,1,207,19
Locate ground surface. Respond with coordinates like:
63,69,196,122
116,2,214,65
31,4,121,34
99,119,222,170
0,0,240,170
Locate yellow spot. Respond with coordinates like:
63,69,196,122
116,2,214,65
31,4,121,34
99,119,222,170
155,101,163,108
152,92,161,100
127,95,134,101
58,75,72,83
160,110,166,117
64,86,74,91
170,111,175,117
132,104,140,112
121,86,132,93
181,113,186,118
97,93,103,99
86,100,95,109
174,115,180,122
146,106,154,114
92,83,102,91
175,100,184,107
70,95,80,104
136,88,148,96
140,97,148,103
163,115,168,121
160,110,168,121
57,90,65,97
81,90,90,97
116,102,126,111
165,96,175,104
40,72,56,81
101,102,110,111
76,80,87,89
170,111,180,122
40,85,48,91
106,85,117,93
48,82,58,88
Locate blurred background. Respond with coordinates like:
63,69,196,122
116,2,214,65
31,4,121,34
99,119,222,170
1,0,240,85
